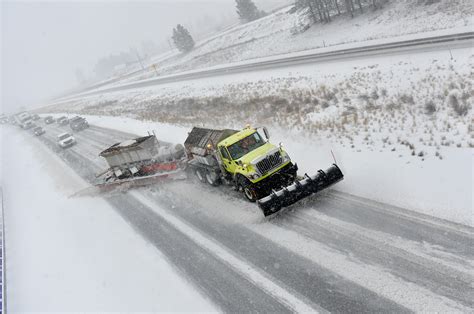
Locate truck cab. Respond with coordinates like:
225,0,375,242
216,126,297,201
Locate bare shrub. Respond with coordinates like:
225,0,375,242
386,101,401,111
424,100,437,115
399,94,415,105
358,93,370,102
447,91,470,116
371,89,379,100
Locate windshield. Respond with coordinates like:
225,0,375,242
58,134,71,140
227,132,265,160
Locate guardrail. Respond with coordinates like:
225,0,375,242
56,32,474,103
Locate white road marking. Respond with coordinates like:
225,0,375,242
132,191,323,313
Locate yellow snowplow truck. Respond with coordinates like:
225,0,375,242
184,125,344,216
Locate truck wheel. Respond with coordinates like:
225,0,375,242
195,169,206,183
243,186,258,202
237,176,257,202
205,171,220,186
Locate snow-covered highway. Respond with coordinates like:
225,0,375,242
4,121,473,312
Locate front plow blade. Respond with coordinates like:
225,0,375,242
257,164,344,217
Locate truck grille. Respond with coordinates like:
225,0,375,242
256,151,282,175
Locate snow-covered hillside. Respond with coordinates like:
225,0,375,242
113,0,473,84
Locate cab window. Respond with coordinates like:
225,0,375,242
220,146,230,160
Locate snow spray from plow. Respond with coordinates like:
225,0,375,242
257,164,344,217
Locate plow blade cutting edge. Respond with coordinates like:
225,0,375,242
257,164,344,217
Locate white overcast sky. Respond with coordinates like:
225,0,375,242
1,0,289,114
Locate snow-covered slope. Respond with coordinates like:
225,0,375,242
113,0,473,84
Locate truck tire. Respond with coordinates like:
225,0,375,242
205,170,220,186
195,168,206,183
237,175,258,202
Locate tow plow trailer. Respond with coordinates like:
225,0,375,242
257,164,344,216
94,134,186,192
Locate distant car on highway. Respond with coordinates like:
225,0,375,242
69,116,89,131
33,126,45,136
44,116,55,124
57,116,69,125
22,120,34,129
57,132,76,148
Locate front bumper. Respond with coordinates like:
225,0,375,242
252,162,298,196
60,141,76,148
71,124,89,131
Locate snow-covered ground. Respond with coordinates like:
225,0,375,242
105,0,473,85
1,126,215,312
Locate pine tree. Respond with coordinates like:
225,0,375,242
235,0,262,23
295,0,383,24
171,24,195,53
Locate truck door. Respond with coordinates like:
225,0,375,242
219,146,236,173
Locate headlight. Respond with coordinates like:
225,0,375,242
249,173,260,180
281,151,291,162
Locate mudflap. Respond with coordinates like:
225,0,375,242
256,164,344,217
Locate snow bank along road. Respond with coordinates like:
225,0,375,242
23,121,474,312
57,31,474,103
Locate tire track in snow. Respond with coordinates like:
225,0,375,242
152,181,471,312
276,210,473,307
133,192,321,313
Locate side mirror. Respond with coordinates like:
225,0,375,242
263,127,270,141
